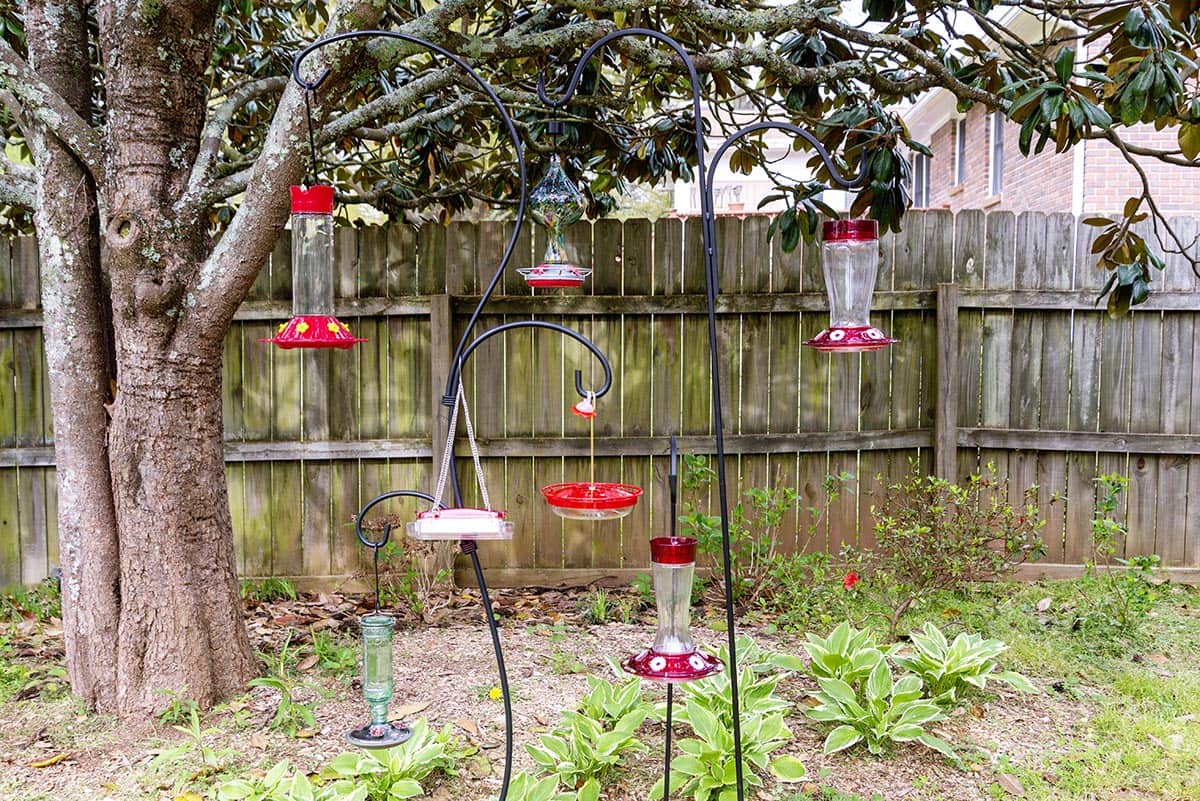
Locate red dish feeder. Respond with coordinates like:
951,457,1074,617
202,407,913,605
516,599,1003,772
541,482,642,520
406,507,514,541
517,264,593,288
623,537,723,683
261,314,366,350
804,218,897,353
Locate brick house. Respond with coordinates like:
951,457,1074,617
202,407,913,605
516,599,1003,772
904,10,1200,216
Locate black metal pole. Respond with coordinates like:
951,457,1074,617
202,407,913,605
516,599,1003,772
664,683,674,801
539,30,748,801
291,34,529,801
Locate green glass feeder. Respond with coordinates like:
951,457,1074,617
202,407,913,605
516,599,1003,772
346,613,412,748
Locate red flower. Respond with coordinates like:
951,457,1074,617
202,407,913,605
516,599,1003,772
843,571,860,590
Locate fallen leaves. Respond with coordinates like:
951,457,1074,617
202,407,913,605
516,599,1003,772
27,753,69,768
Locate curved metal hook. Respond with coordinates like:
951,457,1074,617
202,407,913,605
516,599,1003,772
707,121,869,192
442,320,613,406
536,28,703,113
290,30,529,384
354,489,440,550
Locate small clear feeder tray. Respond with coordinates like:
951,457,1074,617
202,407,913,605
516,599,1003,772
406,508,514,541
518,263,592,288
541,482,643,520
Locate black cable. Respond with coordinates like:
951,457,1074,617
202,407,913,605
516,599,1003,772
302,89,322,185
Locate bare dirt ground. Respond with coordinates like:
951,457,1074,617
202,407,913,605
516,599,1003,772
0,588,1081,801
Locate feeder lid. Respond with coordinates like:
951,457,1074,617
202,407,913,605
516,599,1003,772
622,647,724,683
649,536,697,565
823,218,878,242
260,314,366,350
291,184,335,214
407,507,514,540
803,325,897,353
541,482,643,511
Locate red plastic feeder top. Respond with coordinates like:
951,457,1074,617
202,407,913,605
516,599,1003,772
260,314,367,350
541,482,642,521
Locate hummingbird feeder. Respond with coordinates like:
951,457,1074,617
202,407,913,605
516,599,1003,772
347,613,412,748
803,219,896,353
623,536,722,682
541,393,642,519
261,185,366,350
518,155,592,288
623,438,720,682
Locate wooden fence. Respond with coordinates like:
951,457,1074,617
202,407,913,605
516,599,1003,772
1,209,1199,588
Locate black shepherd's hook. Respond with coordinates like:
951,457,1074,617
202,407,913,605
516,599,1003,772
353,490,440,612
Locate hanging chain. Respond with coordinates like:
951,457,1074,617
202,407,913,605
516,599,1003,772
588,401,595,488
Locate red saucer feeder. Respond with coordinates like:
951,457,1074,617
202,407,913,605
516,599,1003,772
541,482,643,520
803,218,897,353
406,507,514,541
263,314,366,350
623,536,723,683
261,185,365,351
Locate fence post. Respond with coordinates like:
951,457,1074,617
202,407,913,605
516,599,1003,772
935,282,959,481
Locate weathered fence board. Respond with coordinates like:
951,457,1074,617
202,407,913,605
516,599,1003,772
2,209,1199,587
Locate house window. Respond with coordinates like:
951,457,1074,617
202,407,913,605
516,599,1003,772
912,151,930,207
954,118,967,186
988,112,1004,195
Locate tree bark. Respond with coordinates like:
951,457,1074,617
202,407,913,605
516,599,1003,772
25,0,122,712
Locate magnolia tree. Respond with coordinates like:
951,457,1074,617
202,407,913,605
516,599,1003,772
0,0,1197,716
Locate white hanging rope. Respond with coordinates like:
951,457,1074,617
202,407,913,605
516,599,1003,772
432,378,492,510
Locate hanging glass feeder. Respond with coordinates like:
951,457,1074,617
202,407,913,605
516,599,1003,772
541,393,642,519
262,185,366,350
803,219,897,353
518,155,592,288
623,536,722,682
346,613,412,747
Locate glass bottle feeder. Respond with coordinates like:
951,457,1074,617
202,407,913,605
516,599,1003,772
262,185,366,350
803,219,897,353
541,394,642,519
623,536,722,682
518,155,593,288
346,613,411,747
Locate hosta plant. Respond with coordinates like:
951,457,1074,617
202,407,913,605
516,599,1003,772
651,697,803,801
217,760,316,801
576,672,653,728
892,623,1037,705
803,621,897,690
806,659,955,760
505,771,600,801
526,707,649,788
317,719,471,800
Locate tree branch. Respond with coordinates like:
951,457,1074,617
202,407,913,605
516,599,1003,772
0,37,104,181
183,76,288,206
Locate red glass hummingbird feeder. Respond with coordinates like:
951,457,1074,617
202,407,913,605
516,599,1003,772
803,219,897,353
541,393,642,519
518,155,593,289
623,536,722,682
262,185,366,350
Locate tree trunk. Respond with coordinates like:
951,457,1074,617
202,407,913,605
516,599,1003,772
106,346,255,712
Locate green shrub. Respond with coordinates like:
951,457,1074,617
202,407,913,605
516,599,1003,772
803,621,897,690
526,708,648,788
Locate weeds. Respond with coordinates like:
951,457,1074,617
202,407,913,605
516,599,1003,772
240,577,298,604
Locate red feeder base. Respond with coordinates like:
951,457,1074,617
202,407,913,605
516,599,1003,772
804,325,896,353
622,648,723,683
541,482,642,520
518,264,592,288
261,315,366,350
